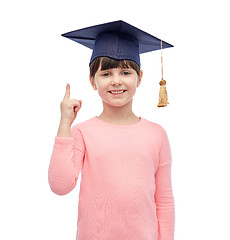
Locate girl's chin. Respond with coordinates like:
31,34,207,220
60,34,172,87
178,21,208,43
101,99,132,107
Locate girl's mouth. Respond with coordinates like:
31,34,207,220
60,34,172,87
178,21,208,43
108,90,127,95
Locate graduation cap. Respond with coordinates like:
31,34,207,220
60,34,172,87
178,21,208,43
62,20,174,107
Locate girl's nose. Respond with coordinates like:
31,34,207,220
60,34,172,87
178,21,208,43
111,75,122,85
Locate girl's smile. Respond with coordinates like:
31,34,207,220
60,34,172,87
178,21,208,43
108,90,127,96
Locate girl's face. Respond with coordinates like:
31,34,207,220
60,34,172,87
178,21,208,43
90,65,143,107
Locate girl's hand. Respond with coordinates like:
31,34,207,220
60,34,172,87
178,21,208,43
60,83,82,125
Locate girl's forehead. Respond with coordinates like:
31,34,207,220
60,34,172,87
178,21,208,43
98,66,131,71
98,59,132,70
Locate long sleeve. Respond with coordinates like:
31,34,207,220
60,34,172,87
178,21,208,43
48,126,85,195
155,127,175,240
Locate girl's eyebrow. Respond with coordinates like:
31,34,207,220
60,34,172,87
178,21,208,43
98,69,109,72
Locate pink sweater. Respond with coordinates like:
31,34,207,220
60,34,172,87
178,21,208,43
48,116,175,240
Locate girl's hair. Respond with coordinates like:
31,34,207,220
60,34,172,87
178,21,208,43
89,57,140,78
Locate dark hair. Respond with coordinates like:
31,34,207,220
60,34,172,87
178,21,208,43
89,57,140,78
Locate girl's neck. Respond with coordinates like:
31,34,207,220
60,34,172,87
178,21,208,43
97,112,140,125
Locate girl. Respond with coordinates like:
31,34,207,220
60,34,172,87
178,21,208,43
48,20,175,240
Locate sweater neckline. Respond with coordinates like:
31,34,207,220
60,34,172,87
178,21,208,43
93,116,144,129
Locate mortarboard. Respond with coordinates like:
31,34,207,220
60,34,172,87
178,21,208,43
62,20,174,107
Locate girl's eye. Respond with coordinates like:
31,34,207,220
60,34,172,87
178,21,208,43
122,71,130,75
102,73,109,77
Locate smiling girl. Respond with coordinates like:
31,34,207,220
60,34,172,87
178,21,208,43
48,20,175,240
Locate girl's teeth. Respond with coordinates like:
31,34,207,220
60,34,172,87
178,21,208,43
111,90,124,94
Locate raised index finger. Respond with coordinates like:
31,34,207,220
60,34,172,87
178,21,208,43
63,83,70,100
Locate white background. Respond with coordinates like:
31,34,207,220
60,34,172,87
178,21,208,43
0,0,230,239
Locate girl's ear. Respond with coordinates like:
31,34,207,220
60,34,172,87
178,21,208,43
89,74,97,90
137,70,143,87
